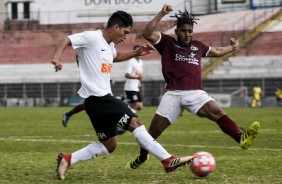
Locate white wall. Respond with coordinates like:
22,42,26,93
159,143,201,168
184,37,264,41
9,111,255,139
31,0,188,24
2,0,245,25
3,0,280,25
0,0,5,23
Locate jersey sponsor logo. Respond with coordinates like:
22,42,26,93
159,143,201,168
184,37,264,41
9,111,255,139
175,53,199,65
117,114,130,129
189,52,196,58
135,72,142,77
101,63,112,73
97,132,107,140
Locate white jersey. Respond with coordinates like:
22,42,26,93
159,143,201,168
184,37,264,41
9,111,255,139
123,58,143,91
68,30,117,98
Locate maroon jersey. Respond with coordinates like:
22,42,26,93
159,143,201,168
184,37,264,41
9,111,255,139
154,33,209,90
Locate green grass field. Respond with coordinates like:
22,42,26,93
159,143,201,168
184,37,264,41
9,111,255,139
0,107,281,184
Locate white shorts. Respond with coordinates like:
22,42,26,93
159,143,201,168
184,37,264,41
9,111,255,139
156,90,214,123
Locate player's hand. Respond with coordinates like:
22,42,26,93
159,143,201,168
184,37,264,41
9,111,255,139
110,79,115,86
51,59,62,72
161,4,173,14
138,74,143,81
230,38,239,50
137,44,155,56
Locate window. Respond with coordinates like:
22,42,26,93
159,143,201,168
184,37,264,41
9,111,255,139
222,0,245,3
11,2,18,19
23,2,30,19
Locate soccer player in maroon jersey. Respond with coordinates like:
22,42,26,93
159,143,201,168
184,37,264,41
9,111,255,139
127,4,260,169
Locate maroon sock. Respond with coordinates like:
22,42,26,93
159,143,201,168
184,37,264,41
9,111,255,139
68,104,85,116
216,115,242,143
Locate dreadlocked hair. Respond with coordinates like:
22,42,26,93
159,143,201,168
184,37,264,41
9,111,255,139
170,9,199,28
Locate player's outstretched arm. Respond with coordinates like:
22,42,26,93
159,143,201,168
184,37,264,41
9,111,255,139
114,44,155,62
143,4,173,43
207,38,239,57
51,37,71,72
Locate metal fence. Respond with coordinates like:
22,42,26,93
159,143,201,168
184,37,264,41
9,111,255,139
0,78,281,107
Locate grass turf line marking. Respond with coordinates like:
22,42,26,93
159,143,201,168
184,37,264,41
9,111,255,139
0,137,281,152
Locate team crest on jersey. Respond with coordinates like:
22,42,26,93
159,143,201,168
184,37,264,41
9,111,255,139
191,45,198,51
189,52,196,58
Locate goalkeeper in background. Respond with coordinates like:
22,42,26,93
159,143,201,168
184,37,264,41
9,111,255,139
275,86,282,106
251,84,262,108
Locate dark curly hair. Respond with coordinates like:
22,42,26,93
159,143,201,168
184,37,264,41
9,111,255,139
170,9,199,28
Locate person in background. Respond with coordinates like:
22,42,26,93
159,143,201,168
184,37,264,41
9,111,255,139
251,84,262,108
275,86,282,106
127,4,260,170
124,45,144,113
51,10,193,180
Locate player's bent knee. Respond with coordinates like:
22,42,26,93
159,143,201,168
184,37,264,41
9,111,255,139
127,117,143,131
104,144,116,153
102,138,117,153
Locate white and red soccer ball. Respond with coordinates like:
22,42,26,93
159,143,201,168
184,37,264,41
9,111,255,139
190,151,216,177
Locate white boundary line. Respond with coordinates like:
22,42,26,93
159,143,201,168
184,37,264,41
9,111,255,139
0,137,281,152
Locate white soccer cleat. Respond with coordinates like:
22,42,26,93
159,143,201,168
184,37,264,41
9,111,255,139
162,155,193,173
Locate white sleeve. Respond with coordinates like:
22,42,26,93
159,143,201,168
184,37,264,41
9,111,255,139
125,59,134,74
68,31,91,49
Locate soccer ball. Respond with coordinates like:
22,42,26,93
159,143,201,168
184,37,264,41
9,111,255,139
190,151,216,177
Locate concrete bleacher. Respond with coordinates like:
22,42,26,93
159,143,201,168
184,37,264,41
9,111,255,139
0,8,280,65
236,31,282,56
207,56,282,79
0,57,212,84
0,45,76,64
165,8,280,33
1,9,282,107
0,63,80,83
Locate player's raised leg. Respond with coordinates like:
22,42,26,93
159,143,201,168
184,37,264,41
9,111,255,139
62,103,85,127
56,141,109,180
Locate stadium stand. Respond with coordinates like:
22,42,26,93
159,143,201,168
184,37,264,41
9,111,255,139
207,56,282,79
0,7,282,106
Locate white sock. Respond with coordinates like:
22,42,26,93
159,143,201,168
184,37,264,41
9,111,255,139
133,125,171,161
71,142,109,165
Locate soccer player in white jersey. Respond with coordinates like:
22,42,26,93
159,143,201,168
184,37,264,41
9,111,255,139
51,10,193,180
124,45,144,112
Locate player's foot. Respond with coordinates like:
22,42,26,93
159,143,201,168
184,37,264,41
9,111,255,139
240,121,260,149
62,112,70,127
162,156,193,173
56,152,71,180
126,155,149,169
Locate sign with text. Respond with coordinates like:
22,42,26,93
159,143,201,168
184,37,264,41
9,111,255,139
33,0,187,24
